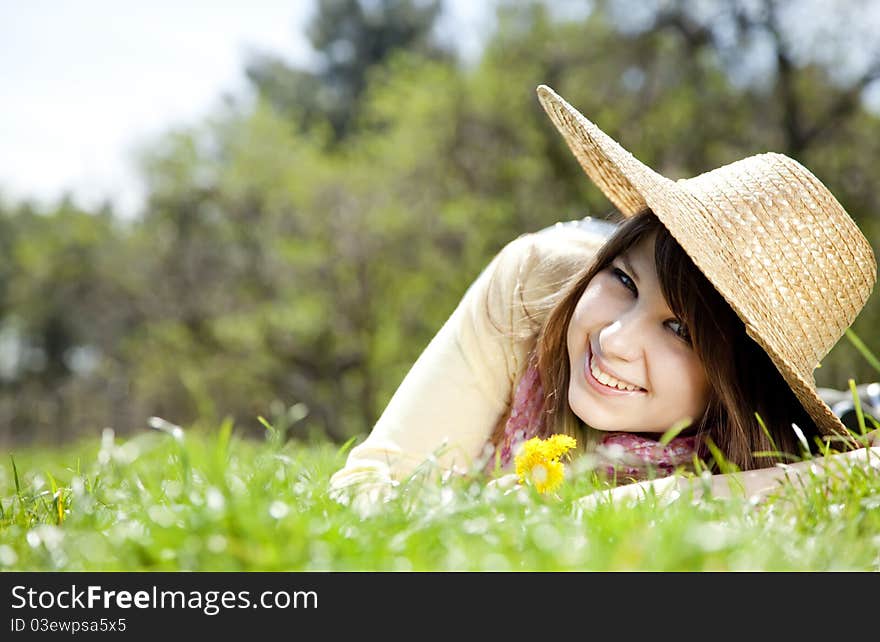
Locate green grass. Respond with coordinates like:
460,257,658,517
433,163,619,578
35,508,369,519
2,414,880,571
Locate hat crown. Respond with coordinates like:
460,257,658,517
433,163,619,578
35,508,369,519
675,152,876,375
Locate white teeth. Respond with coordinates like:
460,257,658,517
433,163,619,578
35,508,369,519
590,355,641,391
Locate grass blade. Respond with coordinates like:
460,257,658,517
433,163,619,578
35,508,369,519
845,328,880,374
336,435,358,458
703,437,739,475
11,455,21,497
849,378,867,437
755,412,780,455
791,422,810,454
659,416,692,446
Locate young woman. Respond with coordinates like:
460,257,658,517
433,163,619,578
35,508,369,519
329,85,878,511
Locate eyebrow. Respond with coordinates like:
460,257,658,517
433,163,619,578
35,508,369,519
620,254,640,283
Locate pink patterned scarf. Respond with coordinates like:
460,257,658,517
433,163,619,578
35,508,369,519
486,357,700,482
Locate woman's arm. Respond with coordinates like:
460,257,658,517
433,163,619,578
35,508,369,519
579,443,880,508
329,228,606,502
329,225,608,512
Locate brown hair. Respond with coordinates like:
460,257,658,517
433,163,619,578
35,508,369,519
526,209,821,471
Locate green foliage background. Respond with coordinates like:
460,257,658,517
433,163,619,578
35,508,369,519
1,0,879,449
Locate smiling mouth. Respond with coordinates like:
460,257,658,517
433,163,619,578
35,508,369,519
586,347,646,394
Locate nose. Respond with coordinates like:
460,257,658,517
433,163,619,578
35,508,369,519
598,311,647,363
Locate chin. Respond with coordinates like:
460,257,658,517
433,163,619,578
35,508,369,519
568,392,620,432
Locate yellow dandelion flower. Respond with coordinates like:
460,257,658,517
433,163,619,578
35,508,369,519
543,434,577,459
514,435,577,494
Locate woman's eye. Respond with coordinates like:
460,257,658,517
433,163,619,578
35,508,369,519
667,319,692,344
612,267,636,294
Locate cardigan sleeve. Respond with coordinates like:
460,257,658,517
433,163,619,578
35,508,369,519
328,222,610,511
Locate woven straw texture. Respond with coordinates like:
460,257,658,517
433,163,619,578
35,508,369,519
536,84,877,441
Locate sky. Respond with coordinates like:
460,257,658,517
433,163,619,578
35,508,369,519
4,1,879,220
0,0,492,218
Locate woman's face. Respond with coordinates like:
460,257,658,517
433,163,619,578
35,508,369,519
566,232,710,434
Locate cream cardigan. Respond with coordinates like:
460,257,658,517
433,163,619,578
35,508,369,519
328,219,615,501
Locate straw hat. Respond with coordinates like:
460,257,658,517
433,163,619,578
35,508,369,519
536,84,877,443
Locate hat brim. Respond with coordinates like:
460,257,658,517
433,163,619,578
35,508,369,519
747,326,859,446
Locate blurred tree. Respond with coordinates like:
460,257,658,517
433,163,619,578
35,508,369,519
245,0,451,141
0,197,139,445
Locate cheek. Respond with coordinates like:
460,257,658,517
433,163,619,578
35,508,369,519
567,287,602,353
649,345,710,412
569,283,610,331
679,355,711,411
567,293,585,339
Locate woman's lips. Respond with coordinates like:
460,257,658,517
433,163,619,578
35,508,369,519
584,346,646,397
